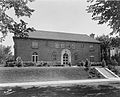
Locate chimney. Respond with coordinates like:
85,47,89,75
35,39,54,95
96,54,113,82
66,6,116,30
90,33,95,38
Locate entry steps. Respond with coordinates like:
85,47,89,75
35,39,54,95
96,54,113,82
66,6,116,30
95,67,119,79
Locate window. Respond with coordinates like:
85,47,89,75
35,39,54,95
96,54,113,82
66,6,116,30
81,44,84,48
45,41,49,46
89,45,95,52
61,43,65,48
74,53,78,60
90,45,94,48
32,41,38,49
71,44,75,49
90,56,94,62
66,44,71,48
63,53,69,65
55,43,59,48
52,51,57,61
32,52,38,63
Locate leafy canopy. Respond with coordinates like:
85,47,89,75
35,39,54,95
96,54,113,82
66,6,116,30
0,0,35,41
96,35,111,60
87,0,120,35
0,45,12,63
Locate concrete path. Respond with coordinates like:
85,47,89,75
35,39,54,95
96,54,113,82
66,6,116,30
0,78,120,87
95,67,119,78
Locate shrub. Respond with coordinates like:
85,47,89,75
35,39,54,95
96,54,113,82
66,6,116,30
90,62,102,66
16,56,23,67
84,59,91,71
77,61,84,67
68,62,72,66
89,68,103,78
108,65,120,75
4,62,15,67
42,62,47,66
101,59,106,67
23,62,36,67
36,63,43,67
4,59,16,67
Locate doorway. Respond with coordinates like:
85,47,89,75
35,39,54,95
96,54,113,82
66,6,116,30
61,49,71,65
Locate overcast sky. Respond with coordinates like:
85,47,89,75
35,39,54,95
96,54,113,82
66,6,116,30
1,0,112,53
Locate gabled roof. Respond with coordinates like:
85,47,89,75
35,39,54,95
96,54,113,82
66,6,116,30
28,30,100,43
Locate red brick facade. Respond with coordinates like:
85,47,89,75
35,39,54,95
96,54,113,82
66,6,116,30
13,36,101,66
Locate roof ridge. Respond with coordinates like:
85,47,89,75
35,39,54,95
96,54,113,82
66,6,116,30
34,30,87,36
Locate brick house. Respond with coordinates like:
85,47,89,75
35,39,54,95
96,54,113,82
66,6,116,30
13,30,101,66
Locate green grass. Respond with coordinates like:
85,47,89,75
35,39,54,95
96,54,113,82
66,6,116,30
0,67,89,83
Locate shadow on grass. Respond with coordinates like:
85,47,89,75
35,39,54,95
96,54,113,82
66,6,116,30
0,84,120,97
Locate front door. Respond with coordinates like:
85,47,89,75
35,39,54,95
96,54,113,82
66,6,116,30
63,53,69,65
61,49,71,65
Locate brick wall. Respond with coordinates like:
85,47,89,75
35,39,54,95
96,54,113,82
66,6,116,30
13,37,101,65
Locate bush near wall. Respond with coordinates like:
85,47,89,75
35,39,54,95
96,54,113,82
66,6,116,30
4,62,15,67
90,62,102,66
36,61,63,67
23,62,36,67
89,68,104,79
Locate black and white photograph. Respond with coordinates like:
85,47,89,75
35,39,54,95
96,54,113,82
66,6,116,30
0,0,120,97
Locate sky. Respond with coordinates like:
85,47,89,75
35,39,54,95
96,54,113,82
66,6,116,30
0,0,112,53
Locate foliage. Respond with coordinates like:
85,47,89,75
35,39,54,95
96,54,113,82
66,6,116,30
101,59,106,67
110,36,120,47
16,56,23,67
23,61,35,67
96,34,120,64
87,0,120,35
0,0,35,41
111,58,118,66
77,60,84,67
96,35,110,51
89,68,103,78
96,35,110,61
0,44,13,64
90,62,102,66
84,59,91,71
111,54,120,66
108,65,120,75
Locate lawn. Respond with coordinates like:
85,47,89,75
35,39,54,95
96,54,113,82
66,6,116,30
0,67,120,97
0,67,90,83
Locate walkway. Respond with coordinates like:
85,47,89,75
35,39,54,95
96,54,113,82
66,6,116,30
95,67,119,78
0,78,120,87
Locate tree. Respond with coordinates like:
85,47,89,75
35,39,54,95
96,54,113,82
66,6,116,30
0,0,35,41
87,0,120,35
110,36,120,47
0,45,13,64
96,35,111,61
